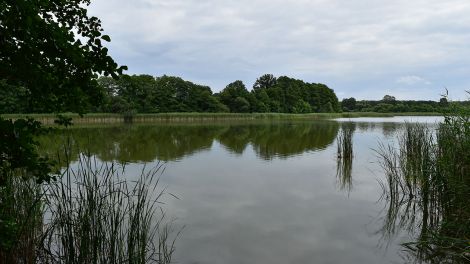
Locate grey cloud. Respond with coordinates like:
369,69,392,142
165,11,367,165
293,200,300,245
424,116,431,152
88,0,470,99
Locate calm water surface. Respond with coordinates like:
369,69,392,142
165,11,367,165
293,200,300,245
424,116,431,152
41,116,443,264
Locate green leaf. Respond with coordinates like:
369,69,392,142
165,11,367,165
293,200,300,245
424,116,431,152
101,35,111,42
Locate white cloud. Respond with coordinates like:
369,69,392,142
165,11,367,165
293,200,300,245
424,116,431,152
396,75,431,85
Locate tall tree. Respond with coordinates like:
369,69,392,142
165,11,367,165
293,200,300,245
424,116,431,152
0,0,126,113
341,97,356,112
253,74,277,90
218,80,252,112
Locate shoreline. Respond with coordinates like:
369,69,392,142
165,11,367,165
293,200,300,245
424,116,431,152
0,112,442,125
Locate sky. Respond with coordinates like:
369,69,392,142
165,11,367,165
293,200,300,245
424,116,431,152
88,0,470,100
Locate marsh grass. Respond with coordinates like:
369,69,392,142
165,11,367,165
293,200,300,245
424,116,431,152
0,171,44,264
377,111,470,263
0,112,437,125
39,153,178,264
1,145,177,263
336,123,355,191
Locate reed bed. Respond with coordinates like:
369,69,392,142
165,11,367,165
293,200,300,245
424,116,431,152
377,112,470,263
0,112,438,125
1,153,177,264
0,171,44,264
39,154,177,264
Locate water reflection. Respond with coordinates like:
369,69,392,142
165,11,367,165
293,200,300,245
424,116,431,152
377,122,469,264
39,121,340,164
35,118,445,264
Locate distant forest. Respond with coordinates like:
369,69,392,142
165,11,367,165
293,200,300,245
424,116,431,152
0,74,462,114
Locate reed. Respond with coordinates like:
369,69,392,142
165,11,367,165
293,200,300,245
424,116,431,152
1,148,177,263
336,123,354,192
377,108,470,263
0,112,440,125
39,153,177,264
0,170,44,264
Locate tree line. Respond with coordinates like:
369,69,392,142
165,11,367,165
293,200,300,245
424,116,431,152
2,72,465,114
341,95,468,113
0,74,341,114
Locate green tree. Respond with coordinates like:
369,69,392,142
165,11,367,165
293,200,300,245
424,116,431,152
341,97,357,112
439,97,449,107
382,95,396,103
0,0,126,113
219,80,252,112
0,81,30,113
253,74,277,90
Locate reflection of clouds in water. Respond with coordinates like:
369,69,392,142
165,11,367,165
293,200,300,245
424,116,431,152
155,146,405,264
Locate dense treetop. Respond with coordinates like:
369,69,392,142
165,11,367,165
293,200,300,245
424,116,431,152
340,96,461,113
97,74,341,114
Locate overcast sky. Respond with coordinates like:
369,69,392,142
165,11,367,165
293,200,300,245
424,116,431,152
88,0,470,100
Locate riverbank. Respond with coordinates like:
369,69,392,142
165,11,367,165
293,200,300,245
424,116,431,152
1,112,442,125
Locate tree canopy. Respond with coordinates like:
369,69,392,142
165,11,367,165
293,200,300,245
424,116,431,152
94,74,342,114
0,0,126,113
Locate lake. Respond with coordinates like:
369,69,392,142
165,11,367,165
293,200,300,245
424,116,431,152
40,116,443,264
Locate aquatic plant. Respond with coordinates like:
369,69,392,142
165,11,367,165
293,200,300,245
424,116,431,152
377,102,470,263
39,152,177,264
336,123,355,192
0,150,177,264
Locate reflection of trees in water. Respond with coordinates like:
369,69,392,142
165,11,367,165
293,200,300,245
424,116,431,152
217,122,339,160
38,121,339,166
381,123,400,138
342,121,402,138
356,122,371,132
336,122,355,192
38,125,224,164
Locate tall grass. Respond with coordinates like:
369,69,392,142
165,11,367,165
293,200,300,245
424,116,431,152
0,171,44,263
0,112,436,125
377,108,470,263
1,151,177,263
39,154,177,264
336,123,354,192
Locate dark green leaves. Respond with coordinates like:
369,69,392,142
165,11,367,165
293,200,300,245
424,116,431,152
0,0,126,114
0,117,54,186
101,35,111,42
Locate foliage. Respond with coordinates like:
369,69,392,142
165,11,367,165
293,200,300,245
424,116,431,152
382,95,396,102
0,0,126,113
0,118,54,186
98,75,228,114
341,97,356,112
1,0,126,260
0,117,56,259
253,74,277,90
217,80,251,113
0,80,30,113
343,95,455,113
